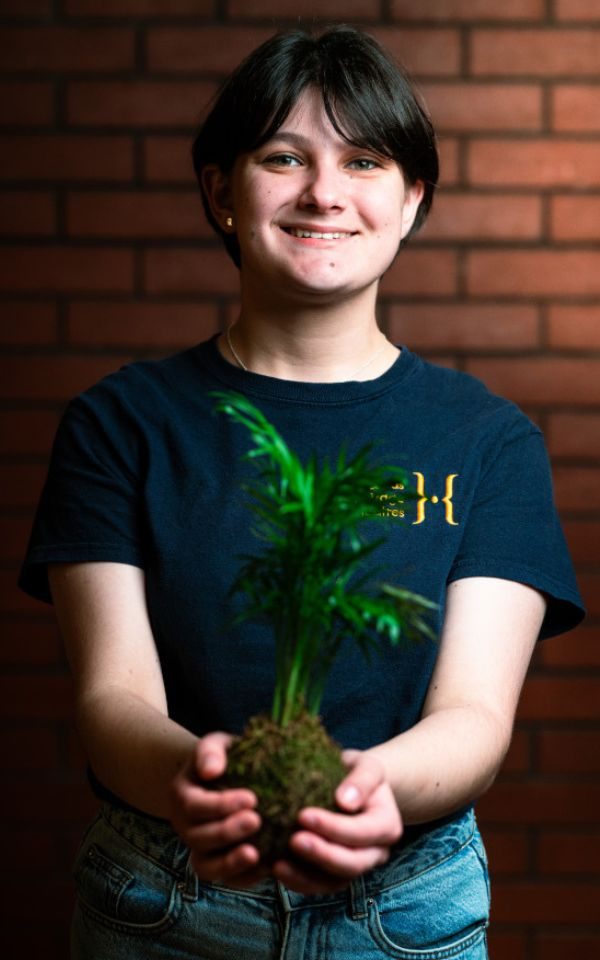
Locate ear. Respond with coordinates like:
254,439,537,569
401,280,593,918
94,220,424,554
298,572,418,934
400,179,426,240
201,164,234,233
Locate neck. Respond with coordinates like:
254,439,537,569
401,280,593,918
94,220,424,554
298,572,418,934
220,284,398,383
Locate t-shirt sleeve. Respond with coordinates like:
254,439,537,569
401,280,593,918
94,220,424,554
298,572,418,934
18,387,145,604
447,420,585,640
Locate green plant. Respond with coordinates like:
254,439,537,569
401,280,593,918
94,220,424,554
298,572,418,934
213,391,436,727
211,391,437,861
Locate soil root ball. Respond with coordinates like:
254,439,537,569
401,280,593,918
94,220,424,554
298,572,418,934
219,711,347,865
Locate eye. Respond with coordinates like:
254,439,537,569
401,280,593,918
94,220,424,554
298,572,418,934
347,157,381,171
263,153,302,167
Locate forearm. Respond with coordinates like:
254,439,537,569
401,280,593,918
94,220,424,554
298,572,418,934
367,704,509,826
76,685,198,818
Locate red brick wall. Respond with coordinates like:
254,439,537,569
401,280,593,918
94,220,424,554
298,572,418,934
1,2,598,957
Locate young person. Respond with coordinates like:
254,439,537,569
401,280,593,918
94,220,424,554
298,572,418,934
20,26,584,960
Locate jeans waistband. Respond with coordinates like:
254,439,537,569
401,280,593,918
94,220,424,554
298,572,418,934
99,801,476,915
101,803,190,875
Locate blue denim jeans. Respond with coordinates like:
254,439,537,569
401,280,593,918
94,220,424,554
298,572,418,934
71,802,490,959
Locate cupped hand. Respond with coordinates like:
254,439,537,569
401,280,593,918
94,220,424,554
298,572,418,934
272,749,402,895
169,732,266,887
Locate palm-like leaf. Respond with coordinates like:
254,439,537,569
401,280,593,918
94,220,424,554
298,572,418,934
213,391,437,726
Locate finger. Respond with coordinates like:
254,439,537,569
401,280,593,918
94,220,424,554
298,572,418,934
271,856,350,895
190,842,261,884
297,797,401,847
287,830,390,880
171,780,257,826
184,808,261,853
335,750,385,812
195,732,235,780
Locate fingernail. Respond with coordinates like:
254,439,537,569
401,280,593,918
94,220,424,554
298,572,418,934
340,785,360,808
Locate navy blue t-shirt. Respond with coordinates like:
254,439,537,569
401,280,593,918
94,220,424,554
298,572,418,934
19,338,585,758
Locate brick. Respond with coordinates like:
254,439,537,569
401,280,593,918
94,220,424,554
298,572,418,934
64,0,214,12
67,301,219,347
0,301,57,344
147,26,461,78
563,520,600,564
420,193,541,241
366,28,461,78
2,828,56,873
143,136,194,183
144,247,240,295
0,568,42,613
0,516,38,563
553,85,600,131
539,732,600,775
540,625,600,668
547,413,600,458
1,781,98,821
422,83,541,132
0,409,59,455
549,304,600,348
486,932,526,960
391,0,544,19
388,304,539,350
500,729,530,775
0,674,72,719
471,30,600,76
0,247,134,293
1,926,72,957
554,172,600,216
0,622,62,666
380,250,458,297
0,463,47,507
580,573,600,617
0,0,53,13
492,881,600,924
0,135,133,182
437,138,459,185
0,28,134,72
519,677,600,720
535,935,600,960
0,190,55,236
467,251,600,298
466,357,600,406
0,355,131,401
556,0,600,17
469,139,600,188
67,190,210,239
0,727,58,770
146,26,274,74
478,782,600,824
67,80,216,128
0,81,54,127
479,827,529,874
553,467,600,512
229,0,375,16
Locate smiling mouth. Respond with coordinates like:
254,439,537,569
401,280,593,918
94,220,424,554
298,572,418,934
282,227,355,240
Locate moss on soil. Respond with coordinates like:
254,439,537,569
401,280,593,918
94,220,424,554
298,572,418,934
219,711,347,865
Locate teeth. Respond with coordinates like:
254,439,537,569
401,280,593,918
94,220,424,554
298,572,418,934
286,228,352,240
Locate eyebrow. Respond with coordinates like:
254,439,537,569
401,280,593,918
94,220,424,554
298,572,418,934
263,132,311,147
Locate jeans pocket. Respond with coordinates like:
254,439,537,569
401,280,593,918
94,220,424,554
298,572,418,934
367,831,489,958
73,816,182,935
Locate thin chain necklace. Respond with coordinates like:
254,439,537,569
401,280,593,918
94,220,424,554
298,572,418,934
226,324,391,381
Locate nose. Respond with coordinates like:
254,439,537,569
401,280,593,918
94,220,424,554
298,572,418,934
298,159,346,211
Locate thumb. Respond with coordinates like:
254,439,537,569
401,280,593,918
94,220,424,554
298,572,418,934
335,750,385,812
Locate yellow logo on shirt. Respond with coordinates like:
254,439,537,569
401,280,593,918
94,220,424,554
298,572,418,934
369,473,459,525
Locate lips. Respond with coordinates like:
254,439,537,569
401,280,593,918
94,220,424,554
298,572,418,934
281,226,355,240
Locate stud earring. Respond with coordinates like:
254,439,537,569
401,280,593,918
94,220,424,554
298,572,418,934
225,216,234,229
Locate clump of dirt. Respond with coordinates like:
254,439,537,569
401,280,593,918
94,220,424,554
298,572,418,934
219,710,347,864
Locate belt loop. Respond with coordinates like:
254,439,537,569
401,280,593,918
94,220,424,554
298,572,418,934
349,874,368,920
180,853,198,902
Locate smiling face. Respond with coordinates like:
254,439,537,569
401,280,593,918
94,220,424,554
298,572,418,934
203,87,424,309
